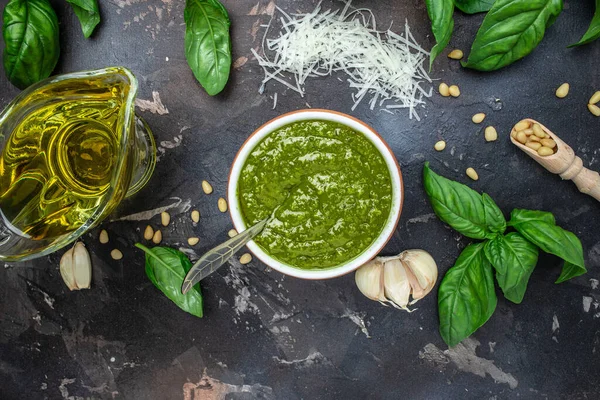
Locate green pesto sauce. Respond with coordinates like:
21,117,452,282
238,120,392,270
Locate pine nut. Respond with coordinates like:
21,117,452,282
525,141,542,151
99,229,109,244
110,249,123,260
152,230,162,244
434,140,446,151
448,49,464,60
218,198,228,212
528,135,541,142
514,120,530,131
532,124,545,138
522,128,534,136
187,237,200,246
191,210,200,223
540,138,556,148
144,225,154,240
510,130,517,139
555,83,569,98
161,211,170,227
590,91,600,105
228,229,238,238
239,253,253,264
484,126,497,142
466,167,479,181
202,180,213,194
472,113,486,124
537,146,554,156
588,103,600,117
449,85,460,97
516,131,528,144
439,83,450,97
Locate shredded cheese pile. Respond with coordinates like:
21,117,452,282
252,1,432,120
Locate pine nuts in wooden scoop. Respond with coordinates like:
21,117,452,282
511,120,557,157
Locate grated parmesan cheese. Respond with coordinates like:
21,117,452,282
252,1,432,120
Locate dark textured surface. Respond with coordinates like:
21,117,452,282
1,0,600,399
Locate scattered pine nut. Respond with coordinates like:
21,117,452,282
472,113,486,124
449,85,460,97
202,180,213,194
218,198,228,213
152,230,162,244
239,253,253,264
110,249,123,260
537,146,554,156
439,83,450,97
187,237,200,246
513,120,530,131
144,225,154,240
434,140,446,151
484,126,498,142
161,211,170,227
191,210,200,223
589,91,600,105
555,83,570,98
228,229,238,238
447,49,464,60
588,103,600,117
466,167,479,181
99,229,109,244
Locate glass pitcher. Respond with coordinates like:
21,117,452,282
0,67,156,261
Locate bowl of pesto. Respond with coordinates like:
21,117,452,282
228,109,402,279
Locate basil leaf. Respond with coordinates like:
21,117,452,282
509,213,586,283
482,193,505,235
66,0,100,38
425,0,455,70
135,244,203,318
556,261,586,284
508,208,555,225
2,0,60,89
454,0,495,14
423,163,494,240
484,233,538,304
463,0,563,71
569,0,600,47
439,242,497,347
184,0,232,96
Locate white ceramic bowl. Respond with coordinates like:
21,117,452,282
228,109,403,279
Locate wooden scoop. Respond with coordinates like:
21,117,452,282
510,118,600,202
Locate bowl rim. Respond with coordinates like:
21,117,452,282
227,109,403,279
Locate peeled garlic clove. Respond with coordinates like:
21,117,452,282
400,249,438,301
72,242,92,289
383,259,411,310
355,259,386,302
59,247,78,291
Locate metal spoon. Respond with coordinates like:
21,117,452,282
510,118,600,202
181,218,269,294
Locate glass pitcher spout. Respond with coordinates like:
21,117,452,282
0,67,156,261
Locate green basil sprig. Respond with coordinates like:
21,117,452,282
423,163,586,347
569,0,600,47
463,0,563,71
135,244,204,318
2,0,60,89
184,0,232,96
66,0,100,38
454,0,495,14
424,0,455,70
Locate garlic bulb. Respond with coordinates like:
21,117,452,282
60,242,92,291
355,249,438,311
